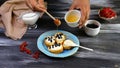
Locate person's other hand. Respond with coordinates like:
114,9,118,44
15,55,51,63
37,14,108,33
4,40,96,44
28,0,46,12
69,0,90,28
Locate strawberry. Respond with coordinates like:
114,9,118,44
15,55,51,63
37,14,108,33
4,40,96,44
99,7,117,19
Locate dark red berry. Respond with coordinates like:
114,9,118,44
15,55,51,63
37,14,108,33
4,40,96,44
19,41,28,52
32,51,40,59
20,41,28,48
25,48,32,55
20,47,26,52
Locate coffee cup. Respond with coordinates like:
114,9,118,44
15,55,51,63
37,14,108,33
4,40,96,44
64,10,81,27
84,20,101,36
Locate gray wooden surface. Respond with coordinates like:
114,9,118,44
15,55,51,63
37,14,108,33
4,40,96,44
0,0,120,68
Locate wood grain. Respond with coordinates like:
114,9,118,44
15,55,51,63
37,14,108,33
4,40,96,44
0,0,120,68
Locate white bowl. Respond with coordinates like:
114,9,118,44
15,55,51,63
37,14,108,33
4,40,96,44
98,10,117,20
64,10,81,27
84,20,101,36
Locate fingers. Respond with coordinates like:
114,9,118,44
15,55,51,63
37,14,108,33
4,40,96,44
38,0,44,5
69,4,76,10
79,7,86,28
29,0,46,12
86,6,90,20
79,6,90,28
38,0,46,9
29,0,38,10
34,4,46,12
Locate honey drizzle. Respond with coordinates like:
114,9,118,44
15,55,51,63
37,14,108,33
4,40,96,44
57,26,59,32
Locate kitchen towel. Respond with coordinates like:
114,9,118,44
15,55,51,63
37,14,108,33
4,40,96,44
0,0,44,40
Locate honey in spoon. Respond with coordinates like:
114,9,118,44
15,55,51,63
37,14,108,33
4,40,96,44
54,19,61,26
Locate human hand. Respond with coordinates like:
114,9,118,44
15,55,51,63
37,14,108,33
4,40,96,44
28,0,46,12
69,0,90,28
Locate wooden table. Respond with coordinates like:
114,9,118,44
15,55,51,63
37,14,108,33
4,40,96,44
0,0,120,68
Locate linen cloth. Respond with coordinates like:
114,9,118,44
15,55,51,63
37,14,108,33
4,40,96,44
0,0,43,40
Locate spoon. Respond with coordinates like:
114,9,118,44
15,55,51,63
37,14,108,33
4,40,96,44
63,40,94,52
45,11,61,26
